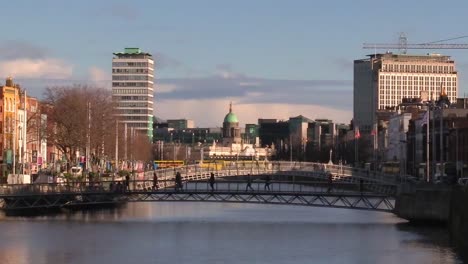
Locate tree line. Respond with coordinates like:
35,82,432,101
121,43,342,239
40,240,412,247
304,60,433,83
42,85,152,171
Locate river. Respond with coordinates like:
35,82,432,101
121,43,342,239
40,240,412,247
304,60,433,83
0,202,462,264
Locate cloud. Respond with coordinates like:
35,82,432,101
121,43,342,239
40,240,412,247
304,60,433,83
158,83,177,93
153,52,183,69
88,66,111,88
0,58,73,79
157,76,352,110
0,40,47,60
215,64,245,79
155,99,352,127
7,65,353,127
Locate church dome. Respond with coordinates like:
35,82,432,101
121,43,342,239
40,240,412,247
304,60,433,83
223,102,238,123
224,112,238,123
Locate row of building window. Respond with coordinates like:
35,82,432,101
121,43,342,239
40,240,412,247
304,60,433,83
380,81,457,87
380,75,456,81
112,68,154,75
113,75,151,81
123,122,151,128
113,89,152,95
123,116,151,121
379,92,456,98
379,86,456,93
112,62,152,67
112,82,153,88
119,109,153,115
381,64,455,74
114,96,151,101
118,102,152,108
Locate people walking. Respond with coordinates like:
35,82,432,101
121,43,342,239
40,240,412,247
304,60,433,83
209,172,215,191
327,172,333,193
246,173,254,191
125,174,130,192
264,175,271,191
175,171,183,191
153,171,159,190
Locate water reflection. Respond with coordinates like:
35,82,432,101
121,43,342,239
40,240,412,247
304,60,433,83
0,202,462,264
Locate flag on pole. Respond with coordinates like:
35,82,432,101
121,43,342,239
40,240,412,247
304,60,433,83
354,127,361,139
420,111,429,127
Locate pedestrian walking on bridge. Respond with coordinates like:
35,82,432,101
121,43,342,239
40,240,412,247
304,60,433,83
246,173,254,191
175,171,183,192
209,172,215,191
125,174,130,192
264,175,271,191
327,172,333,193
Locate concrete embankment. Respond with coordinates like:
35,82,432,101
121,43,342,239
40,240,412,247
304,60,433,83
449,188,468,260
394,185,468,261
394,185,451,223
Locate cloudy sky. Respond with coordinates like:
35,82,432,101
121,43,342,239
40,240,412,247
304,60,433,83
2,0,468,127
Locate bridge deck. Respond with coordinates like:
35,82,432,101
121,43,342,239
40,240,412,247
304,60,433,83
0,180,395,212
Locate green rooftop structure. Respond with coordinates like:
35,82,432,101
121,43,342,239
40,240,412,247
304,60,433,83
113,47,152,56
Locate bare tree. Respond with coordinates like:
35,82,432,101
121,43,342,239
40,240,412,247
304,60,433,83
43,85,116,168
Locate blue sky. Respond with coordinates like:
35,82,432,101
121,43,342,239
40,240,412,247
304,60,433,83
1,0,468,126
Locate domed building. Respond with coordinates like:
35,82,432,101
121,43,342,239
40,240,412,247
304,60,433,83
206,102,275,160
222,102,241,145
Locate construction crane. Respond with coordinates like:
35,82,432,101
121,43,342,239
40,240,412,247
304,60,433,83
363,33,468,54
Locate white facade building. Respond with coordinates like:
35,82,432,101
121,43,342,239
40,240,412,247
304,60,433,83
385,113,412,163
112,48,154,141
354,53,457,133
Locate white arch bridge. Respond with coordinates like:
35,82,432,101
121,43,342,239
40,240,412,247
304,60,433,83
0,162,405,212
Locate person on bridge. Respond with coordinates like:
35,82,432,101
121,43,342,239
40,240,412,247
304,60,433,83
209,172,215,191
125,174,130,192
327,172,333,193
153,171,159,190
175,171,183,191
246,174,254,191
264,175,271,191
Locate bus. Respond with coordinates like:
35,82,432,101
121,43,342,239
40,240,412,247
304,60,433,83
154,160,185,169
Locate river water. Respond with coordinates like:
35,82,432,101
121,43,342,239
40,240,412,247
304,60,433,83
0,202,462,264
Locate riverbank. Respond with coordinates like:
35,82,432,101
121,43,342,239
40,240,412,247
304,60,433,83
450,187,468,261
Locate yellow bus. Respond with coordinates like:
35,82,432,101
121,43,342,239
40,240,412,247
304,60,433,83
198,160,225,170
154,160,185,169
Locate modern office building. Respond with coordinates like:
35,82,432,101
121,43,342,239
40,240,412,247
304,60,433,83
354,52,458,133
112,48,154,141
167,119,195,130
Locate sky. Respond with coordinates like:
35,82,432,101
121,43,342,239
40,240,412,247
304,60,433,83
1,0,468,127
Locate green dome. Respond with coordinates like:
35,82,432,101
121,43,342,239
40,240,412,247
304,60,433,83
224,112,238,123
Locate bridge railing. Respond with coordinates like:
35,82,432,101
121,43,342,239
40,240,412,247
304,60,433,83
151,161,406,185
0,179,394,196
9,162,398,196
